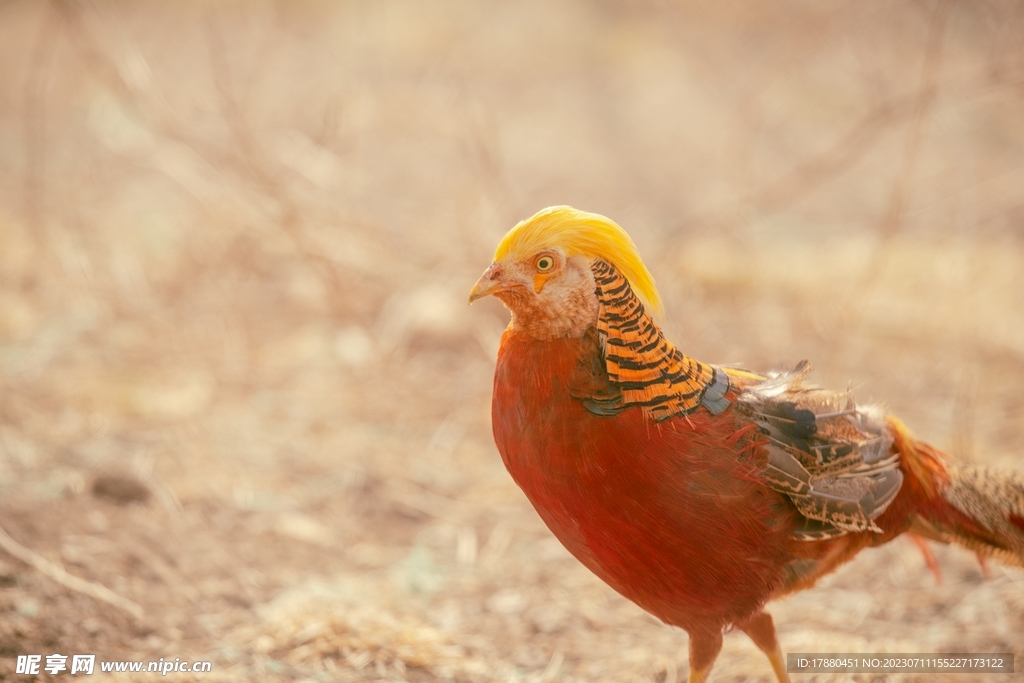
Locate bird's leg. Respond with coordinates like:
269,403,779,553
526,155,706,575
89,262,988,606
686,628,723,683
908,533,943,585
737,611,790,683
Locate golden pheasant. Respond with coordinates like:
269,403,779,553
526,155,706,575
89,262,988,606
469,206,1024,683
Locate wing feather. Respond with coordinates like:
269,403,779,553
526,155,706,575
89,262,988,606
738,362,903,540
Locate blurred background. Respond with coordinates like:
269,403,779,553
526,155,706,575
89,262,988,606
1,1,1023,681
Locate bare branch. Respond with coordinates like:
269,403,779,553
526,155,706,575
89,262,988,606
0,523,144,620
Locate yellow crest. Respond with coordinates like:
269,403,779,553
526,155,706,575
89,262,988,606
494,206,664,317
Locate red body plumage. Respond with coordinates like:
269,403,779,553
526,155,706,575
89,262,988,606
492,329,796,632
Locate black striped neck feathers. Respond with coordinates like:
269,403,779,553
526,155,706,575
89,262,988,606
590,260,730,420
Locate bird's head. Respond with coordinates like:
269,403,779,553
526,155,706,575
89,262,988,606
469,206,663,340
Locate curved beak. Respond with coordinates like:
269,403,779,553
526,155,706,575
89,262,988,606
469,263,507,304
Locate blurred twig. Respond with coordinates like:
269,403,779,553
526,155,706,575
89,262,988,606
136,452,184,518
0,523,144,620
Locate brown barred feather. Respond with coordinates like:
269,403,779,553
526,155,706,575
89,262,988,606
909,460,1024,568
736,362,903,540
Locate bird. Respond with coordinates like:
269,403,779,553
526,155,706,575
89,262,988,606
468,206,1024,683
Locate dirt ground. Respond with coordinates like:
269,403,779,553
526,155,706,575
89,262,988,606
1,1,1023,681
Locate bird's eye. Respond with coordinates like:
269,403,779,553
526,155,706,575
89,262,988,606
536,256,554,272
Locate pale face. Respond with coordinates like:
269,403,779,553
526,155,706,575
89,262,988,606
470,249,599,340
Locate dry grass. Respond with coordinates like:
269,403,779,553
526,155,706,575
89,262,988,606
1,1,1023,681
